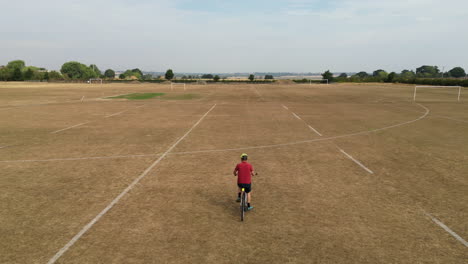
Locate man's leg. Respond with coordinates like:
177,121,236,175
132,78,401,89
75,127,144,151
236,187,241,202
247,192,253,210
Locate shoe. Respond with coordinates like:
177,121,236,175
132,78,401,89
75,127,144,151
236,197,241,202
247,206,254,211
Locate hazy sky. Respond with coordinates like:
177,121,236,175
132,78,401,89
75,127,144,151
1,0,467,73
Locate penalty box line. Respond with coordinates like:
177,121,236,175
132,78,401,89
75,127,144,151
47,104,217,264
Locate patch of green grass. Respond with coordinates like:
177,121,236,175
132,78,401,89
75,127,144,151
161,94,200,100
109,93,165,100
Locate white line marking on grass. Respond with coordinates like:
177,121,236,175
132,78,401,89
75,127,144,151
339,149,374,174
80,96,85,102
47,104,217,264
105,110,129,118
0,145,12,149
424,212,468,247
104,93,130,99
282,104,323,137
51,122,90,134
0,154,161,163
432,115,468,124
136,104,146,108
169,104,429,155
308,125,323,136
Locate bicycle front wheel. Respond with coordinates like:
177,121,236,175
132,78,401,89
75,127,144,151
240,192,246,222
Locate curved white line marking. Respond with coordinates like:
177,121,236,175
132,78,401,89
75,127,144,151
171,104,429,155
0,104,429,163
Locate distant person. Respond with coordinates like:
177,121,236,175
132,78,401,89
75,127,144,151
233,153,255,210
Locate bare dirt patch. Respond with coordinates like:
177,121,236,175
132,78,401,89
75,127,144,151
0,82,466,263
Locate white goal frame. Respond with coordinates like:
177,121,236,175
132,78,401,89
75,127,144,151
171,82,186,91
413,86,462,102
310,79,328,85
88,78,102,84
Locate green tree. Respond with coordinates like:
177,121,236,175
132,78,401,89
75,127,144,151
165,69,174,80
142,74,153,80
23,68,34,80
400,70,415,79
104,69,115,78
12,68,23,81
354,71,369,78
119,73,126,79
213,75,220,82
448,67,466,78
339,73,348,78
264,74,274,80
202,74,214,79
321,70,333,81
89,64,101,76
122,70,142,79
131,68,143,76
0,67,12,81
416,65,440,77
48,71,63,80
61,61,97,80
386,72,396,83
248,74,255,81
373,69,388,80
7,60,25,70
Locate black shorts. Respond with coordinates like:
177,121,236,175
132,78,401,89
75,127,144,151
238,183,252,193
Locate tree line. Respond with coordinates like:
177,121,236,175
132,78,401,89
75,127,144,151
0,60,271,83
298,66,467,87
328,65,468,86
2,60,465,86
324,65,466,82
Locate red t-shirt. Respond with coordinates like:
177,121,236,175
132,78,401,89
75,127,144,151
235,161,253,184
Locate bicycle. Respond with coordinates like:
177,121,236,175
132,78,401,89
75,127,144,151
240,188,248,222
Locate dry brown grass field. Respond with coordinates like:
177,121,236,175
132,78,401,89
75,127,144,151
0,81,467,263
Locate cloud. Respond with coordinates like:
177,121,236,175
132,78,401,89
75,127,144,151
0,0,467,72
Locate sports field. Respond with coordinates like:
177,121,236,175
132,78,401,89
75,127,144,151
0,82,467,263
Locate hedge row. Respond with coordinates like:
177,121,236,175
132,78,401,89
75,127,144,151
336,77,468,87
395,78,468,87
109,79,276,84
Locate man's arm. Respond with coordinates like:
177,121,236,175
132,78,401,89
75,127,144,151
250,165,255,176
233,165,238,176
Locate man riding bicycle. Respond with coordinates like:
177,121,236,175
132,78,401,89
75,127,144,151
233,153,255,211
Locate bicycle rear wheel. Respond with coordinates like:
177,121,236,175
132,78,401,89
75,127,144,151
240,192,246,221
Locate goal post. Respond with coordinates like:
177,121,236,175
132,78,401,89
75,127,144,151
170,82,186,91
413,86,462,102
88,78,103,84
